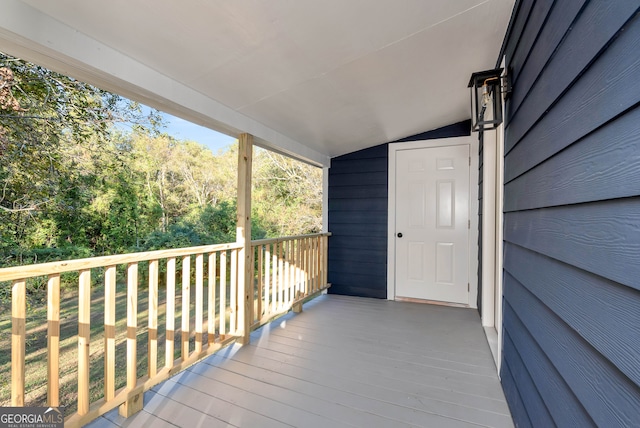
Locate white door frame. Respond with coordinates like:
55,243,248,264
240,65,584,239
387,136,479,308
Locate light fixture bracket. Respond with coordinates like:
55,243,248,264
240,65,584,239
468,68,504,132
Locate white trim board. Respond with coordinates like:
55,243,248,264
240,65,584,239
480,59,506,372
482,60,507,372
387,136,479,308
481,126,502,370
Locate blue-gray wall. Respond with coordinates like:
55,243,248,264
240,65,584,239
327,121,470,299
500,1,640,426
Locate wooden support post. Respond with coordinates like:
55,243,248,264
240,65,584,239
237,133,253,345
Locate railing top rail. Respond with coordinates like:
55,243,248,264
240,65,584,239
0,242,243,282
251,232,331,246
0,232,332,282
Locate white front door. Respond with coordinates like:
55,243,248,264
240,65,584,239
395,144,470,305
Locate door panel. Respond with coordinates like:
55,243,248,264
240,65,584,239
395,144,470,304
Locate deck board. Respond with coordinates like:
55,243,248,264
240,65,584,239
87,295,513,427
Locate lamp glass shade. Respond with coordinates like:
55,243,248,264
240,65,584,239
468,68,503,132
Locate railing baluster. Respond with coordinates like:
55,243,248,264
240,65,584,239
78,269,91,415
181,256,190,360
126,263,138,389
278,242,284,309
311,237,315,292
284,240,290,307
323,235,329,287
165,258,176,368
148,260,159,377
11,279,26,407
257,245,263,323
47,274,60,406
104,266,116,401
271,245,277,313
230,249,237,334
308,238,313,293
297,240,302,297
312,237,317,292
208,252,217,346
304,237,310,296
290,240,296,303
265,244,271,317
293,239,299,300
120,263,140,417
314,236,319,292
195,254,204,353
219,251,227,337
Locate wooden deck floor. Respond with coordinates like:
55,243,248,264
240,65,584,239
87,295,513,427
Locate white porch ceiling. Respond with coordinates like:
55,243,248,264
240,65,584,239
0,0,513,166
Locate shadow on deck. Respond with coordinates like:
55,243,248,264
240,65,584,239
87,295,513,427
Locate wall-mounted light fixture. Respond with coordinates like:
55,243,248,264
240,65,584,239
468,68,505,132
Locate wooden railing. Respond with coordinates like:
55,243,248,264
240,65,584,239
250,233,330,329
0,233,330,427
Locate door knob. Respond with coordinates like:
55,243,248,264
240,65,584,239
397,233,403,238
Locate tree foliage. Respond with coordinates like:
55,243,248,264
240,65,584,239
0,52,322,273
253,150,322,236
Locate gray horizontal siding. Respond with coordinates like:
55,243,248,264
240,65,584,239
500,1,640,426
327,121,470,299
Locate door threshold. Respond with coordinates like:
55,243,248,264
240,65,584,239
395,296,469,308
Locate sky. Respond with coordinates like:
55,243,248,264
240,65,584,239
157,111,237,154
119,104,238,153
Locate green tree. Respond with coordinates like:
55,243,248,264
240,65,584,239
0,50,323,271
253,149,323,237
0,52,160,264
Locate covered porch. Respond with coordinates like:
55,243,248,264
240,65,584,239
89,294,511,428
0,1,516,426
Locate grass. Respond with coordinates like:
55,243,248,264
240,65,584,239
0,270,234,416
